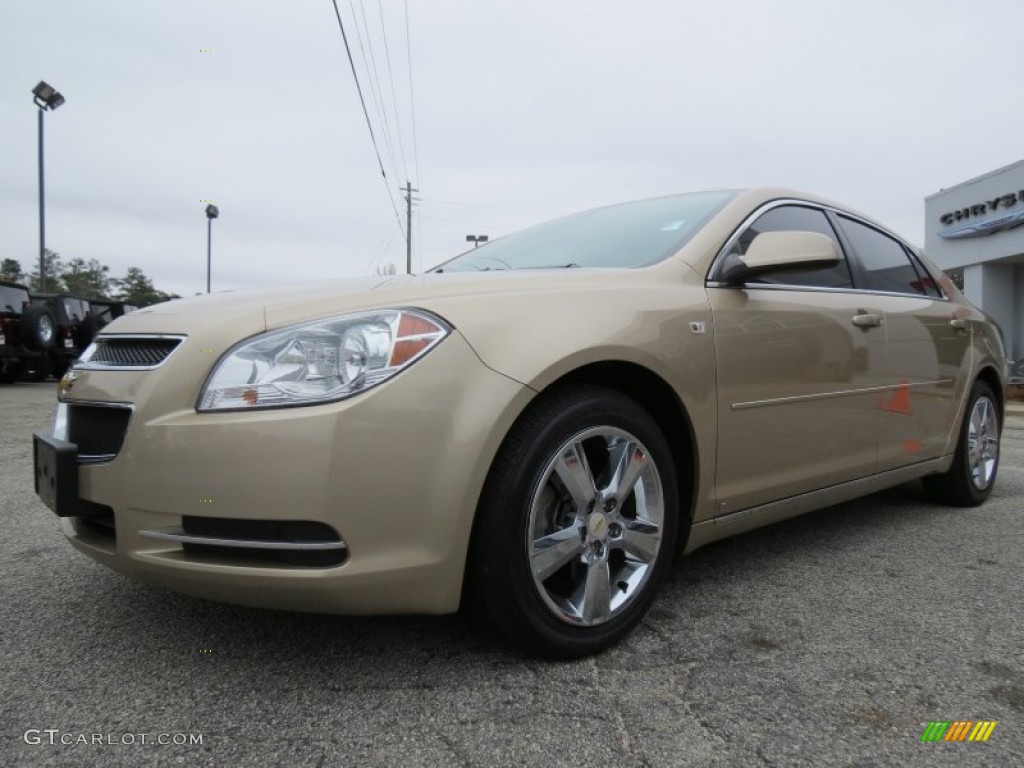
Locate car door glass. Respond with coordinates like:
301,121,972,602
836,216,929,296
724,205,853,288
905,248,944,298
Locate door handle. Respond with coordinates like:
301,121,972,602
950,317,970,331
851,312,883,328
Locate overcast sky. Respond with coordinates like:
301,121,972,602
2,0,1022,297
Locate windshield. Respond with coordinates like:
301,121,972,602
433,191,736,272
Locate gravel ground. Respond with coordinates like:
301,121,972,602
1,381,1022,767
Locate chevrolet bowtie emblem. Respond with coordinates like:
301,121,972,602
58,371,79,399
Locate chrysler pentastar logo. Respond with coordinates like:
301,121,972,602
938,190,1024,239
938,208,1024,240
57,371,79,399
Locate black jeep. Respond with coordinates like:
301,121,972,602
89,298,139,330
0,281,55,383
27,293,97,379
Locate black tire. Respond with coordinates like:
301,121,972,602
469,386,680,658
21,305,56,352
922,380,1000,507
21,354,53,383
0,358,25,383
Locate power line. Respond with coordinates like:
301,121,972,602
350,0,402,185
329,0,405,236
404,0,420,183
377,0,409,181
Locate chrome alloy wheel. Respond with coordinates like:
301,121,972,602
967,396,999,490
526,426,665,626
39,315,54,344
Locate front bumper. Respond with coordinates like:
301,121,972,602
51,330,533,614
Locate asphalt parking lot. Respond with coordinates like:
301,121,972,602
1,382,1022,767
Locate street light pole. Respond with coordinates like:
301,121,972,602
32,81,65,292
466,234,489,249
205,204,219,293
37,108,45,291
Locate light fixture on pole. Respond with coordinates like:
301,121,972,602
205,204,219,293
32,81,65,293
466,234,488,249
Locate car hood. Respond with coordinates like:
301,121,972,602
100,264,706,392
104,269,657,336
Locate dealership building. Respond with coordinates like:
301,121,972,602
925,159,1024,368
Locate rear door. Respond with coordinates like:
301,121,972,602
832,214,971,468
707,203,887,515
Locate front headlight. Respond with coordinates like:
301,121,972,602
197,309,450,411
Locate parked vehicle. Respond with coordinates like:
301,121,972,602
0,281,54,383
89,299,140,331
33,188,1006,657
28,293,95,379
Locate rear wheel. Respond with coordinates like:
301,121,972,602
922,380,1000,507
470,386,680,658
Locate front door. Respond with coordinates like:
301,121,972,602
707,203,887,516
710,288,887,515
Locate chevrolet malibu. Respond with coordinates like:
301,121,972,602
33,188,1005,658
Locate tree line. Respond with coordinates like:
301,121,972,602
0,251,180,307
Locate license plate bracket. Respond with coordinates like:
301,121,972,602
33,431,81,517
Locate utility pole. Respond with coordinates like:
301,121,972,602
402,180,418,274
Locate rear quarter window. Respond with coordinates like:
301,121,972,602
0,285,29,313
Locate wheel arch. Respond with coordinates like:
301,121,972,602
975,364,1005,425
549,361,697,538
464,359,699,594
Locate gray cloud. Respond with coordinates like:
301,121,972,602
2,0,1022,296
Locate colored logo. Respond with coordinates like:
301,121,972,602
920,720,997,742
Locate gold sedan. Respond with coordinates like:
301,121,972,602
33,188,1005,657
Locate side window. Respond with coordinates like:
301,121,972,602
723,205,853,289
905,249,944,298
835,216,931,296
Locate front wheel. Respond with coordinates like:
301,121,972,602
469,386,680,658
922,380,1000,506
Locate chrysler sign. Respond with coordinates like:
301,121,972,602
939,191,1024,239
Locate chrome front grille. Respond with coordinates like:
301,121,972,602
68,404,132,463
80,335,183,369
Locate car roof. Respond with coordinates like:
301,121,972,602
32,292,94,300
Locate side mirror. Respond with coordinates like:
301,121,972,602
719,230,839,284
